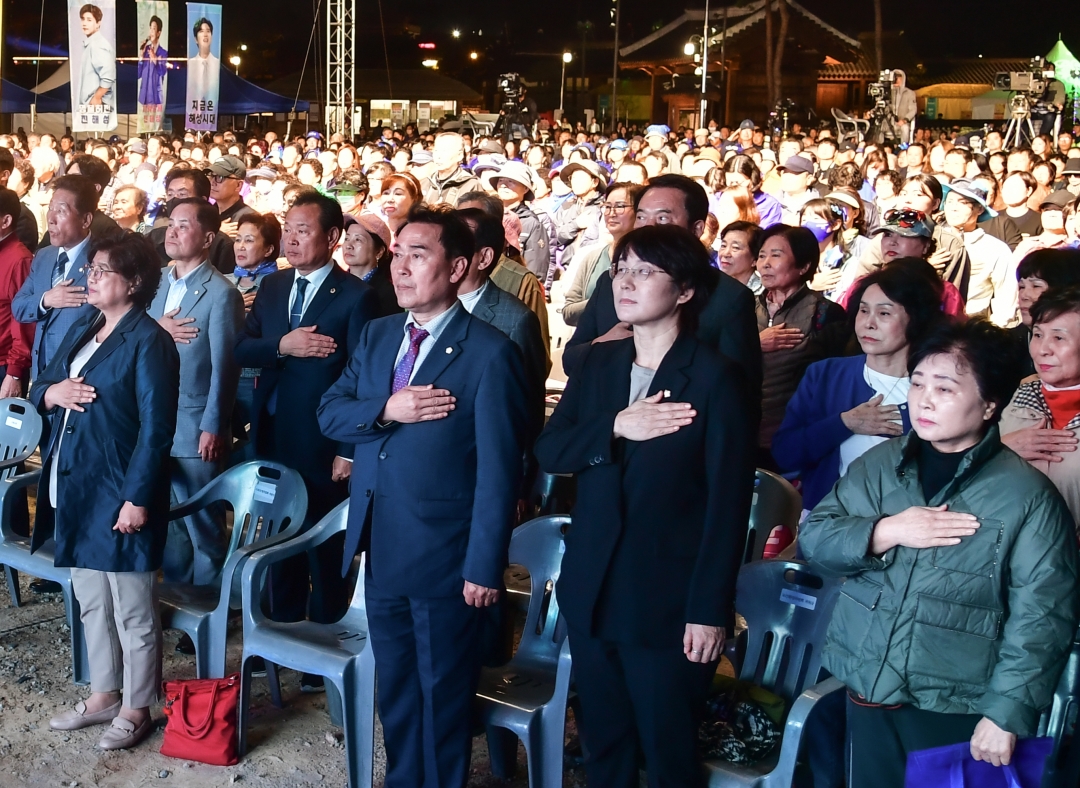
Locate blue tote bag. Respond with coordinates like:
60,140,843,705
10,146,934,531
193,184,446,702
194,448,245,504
905,737,1054,788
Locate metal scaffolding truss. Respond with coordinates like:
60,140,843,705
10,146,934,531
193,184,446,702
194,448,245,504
326,0,356,135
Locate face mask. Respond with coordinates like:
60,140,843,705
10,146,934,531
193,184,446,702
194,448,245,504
802,219,833,243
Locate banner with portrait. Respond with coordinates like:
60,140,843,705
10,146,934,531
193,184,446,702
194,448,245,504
68,0,117,132
136,1,169,133
185,3,221,131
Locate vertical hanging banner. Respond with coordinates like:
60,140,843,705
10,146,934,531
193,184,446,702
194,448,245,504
185,3,221,131
69,1,117,132
136,1,169,133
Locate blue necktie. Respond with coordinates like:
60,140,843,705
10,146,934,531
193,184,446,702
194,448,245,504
289,277,309,331
52,250,69,288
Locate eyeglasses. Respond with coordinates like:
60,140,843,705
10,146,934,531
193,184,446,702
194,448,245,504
86,264,117,279
610,265,667,281
209,174,240,184
883,208,928,228
601,202,632,215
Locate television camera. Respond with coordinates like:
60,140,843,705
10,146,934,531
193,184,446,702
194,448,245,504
995,57,1055,148
866,69,902,143
492,72,532,143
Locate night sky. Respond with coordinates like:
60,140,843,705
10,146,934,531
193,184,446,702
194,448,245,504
4,0,1080,89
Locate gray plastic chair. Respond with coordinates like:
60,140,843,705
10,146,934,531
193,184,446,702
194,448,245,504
477,515,573,788
831,107,869,144
238,501,376,788
705,559,843,788
1038,625,1080,788
158,461,308,679
742,470,802,565
0,398,90,685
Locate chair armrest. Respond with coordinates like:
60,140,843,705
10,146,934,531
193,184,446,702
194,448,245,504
770,676,846,779
239,503,347,632
0,470,40,542
211,516,306,619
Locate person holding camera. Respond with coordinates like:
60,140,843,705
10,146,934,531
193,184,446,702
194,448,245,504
1033,62,1067,138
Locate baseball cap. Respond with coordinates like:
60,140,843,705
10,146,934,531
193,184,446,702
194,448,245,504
125,139,148,155
872,208,935,239
777,155,814,175
207,154,246,180
738,119,755,130
609,139,629,151
644,124,670,139
409,149,433,165
1040,190,1075,211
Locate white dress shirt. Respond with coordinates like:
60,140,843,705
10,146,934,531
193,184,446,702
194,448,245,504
40,234,92,314
394,301,461,387
457,280,489,314
50,338,101,507
163,263,206,314
287,262,335,323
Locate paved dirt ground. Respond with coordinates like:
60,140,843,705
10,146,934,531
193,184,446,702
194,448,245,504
0,570,588,788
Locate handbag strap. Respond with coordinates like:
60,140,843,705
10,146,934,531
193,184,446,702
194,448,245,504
948,759,1023,788
175,681,221,739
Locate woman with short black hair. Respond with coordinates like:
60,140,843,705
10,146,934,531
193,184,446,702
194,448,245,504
38,232,180,751
803,318,1080,788
536,223,755,788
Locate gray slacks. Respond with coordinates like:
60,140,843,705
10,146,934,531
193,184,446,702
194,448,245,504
163,455,227,586
69,568,162,709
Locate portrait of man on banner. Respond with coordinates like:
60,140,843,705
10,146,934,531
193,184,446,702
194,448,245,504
137,2,169,133
185,4,222,131
69,1,117,132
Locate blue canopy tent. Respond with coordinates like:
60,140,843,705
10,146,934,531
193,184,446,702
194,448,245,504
1,79,66,113
34,63,308,114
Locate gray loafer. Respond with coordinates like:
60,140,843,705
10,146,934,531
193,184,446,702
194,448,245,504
50,700,121,731
97,716,152,751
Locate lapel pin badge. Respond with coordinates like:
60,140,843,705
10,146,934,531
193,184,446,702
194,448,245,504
330,288,336,294
445,347,453,354
664,389,672,398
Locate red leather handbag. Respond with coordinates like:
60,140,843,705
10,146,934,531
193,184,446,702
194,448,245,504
160,673,240,766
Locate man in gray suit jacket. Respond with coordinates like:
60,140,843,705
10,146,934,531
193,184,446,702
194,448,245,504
456,207,547,431
12,175,99,381
148,198,244,587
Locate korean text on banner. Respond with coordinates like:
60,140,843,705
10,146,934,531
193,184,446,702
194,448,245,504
186,3,222,131
136,1,170,133
69,0,118,132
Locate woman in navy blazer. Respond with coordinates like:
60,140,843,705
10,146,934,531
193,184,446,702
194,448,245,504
773,260,946,510
535,225,755,788
31,233,179,751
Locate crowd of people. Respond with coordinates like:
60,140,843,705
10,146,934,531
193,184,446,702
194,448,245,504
2,112,1080,787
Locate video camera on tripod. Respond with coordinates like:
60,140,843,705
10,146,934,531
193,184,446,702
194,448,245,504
498,73,523,110
865,69,902,143
867,70,895,111
493,72,531,143
995,57,1055,147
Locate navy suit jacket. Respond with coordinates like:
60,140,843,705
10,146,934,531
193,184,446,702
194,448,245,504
29,308,180,573
234,263,378,488
318,306,530,598
11,242,97,379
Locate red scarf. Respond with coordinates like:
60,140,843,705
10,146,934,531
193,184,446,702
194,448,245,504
1041,384,1080,430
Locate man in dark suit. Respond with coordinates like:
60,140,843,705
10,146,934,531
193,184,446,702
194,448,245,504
318,206,529,788
562,174,763,407
235,193,378,681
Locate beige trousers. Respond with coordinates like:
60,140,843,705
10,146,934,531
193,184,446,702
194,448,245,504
69,568,162,709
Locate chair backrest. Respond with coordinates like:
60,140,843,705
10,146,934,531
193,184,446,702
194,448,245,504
506,515,571,672
0,398,42,482
529,471,577,517
832,107,853,123
743,470,802,565
735,560,842,704
172,460,308,563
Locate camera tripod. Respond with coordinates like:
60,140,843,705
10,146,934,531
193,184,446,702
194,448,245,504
1004,94,1037,149
866,105,901,145
492,102,531,145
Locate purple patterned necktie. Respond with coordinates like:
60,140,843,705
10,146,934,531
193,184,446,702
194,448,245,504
392,325,429,393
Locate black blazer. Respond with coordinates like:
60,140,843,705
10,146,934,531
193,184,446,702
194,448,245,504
534,332,755,648
29,308,180,573
562,269,763,409
234,264,379,487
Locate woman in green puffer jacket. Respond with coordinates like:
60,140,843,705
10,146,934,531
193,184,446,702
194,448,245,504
801,319,1080,788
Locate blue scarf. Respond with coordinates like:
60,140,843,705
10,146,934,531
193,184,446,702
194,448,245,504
233,260,278,279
